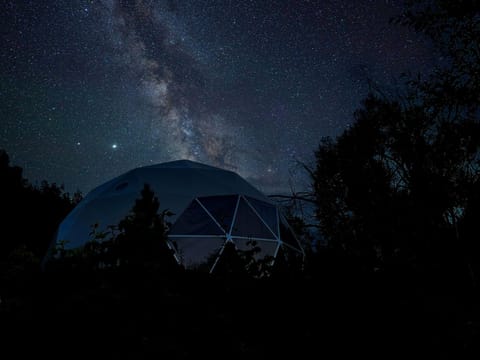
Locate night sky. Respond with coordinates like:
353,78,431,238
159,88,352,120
1,0,436,195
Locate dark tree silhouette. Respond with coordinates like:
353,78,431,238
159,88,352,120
314,94,480,272
0,149,80,295
0,150,80,259
395,0,480,114
312,0,480,287
113,183,179,273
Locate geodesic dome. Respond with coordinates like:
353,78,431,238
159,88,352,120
54,160,303,271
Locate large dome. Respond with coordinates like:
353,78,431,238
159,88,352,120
54,160,303,270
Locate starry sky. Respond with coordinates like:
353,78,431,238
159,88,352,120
0,0,436,195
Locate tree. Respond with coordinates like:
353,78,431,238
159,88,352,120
394,0,480,115
397,0,480,284
99,183,179,273
0,149,79,261
312,1,480,285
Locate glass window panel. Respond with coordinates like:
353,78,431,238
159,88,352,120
170,200,224,235
197,195,238,233
244,196,278,237
172,237,225,270
231,198,276,239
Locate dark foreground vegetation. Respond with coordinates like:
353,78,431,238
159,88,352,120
2,1,480,358
0,168,479,359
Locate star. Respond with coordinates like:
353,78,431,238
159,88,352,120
112,144,117,149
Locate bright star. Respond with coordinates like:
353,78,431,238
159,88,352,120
112,144,117,149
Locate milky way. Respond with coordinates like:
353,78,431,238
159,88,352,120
102,0,238,167
0,0,436,195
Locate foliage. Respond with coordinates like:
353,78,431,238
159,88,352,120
312,1,480,284
211,240,275,278
394,0,480,114
0,149,80,261
314,94,478,267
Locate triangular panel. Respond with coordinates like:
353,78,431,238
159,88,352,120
244,196,278,237
197,195,238,233
231,198,276,239
170,200,224,235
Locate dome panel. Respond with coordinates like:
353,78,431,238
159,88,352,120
244,196,278,237
231,197,276,239
169,199,224,236
197,195,238,233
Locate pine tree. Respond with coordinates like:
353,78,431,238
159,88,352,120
113,183,179,273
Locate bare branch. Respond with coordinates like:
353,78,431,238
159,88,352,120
268,193,316,204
